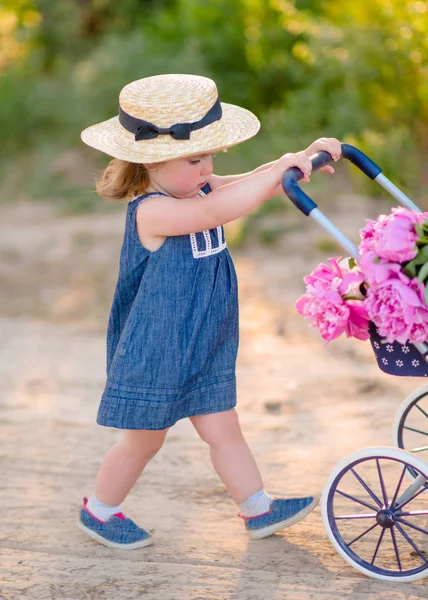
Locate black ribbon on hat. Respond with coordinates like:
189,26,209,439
118,97,222,141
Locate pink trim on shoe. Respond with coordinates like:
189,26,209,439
81,497,127,522
237,499,275,520
237,509,271,520
82,497,106,524
113,512,126,520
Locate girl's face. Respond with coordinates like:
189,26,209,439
147,154,214,198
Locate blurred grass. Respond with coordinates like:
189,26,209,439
1,0,427,238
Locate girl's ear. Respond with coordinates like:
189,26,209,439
146,161,164,173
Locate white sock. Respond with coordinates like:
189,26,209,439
238,489,272,518
86,495,122,522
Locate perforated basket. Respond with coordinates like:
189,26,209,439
369,322,428,377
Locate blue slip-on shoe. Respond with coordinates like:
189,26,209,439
240,496,319,540
77,497,153,549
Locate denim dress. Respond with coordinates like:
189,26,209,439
97,184,239,430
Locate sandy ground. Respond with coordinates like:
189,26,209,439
0,193,427,599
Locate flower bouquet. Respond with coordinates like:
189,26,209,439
296,207,428,376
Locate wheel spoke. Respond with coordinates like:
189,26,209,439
347,522,379,547
410,445,428,453
395,522,428,564
403,425,428,437
397,517,428,536
335,513,377,520
376,459,388,506
390,465,407,508
399,509,428,517
396,486,427,511
336,489,379,512
371,528,386,565
390,527,402,571
415,402,428,420
351,467,383,508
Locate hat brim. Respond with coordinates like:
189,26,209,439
80,103,260,164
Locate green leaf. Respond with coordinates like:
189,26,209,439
415,224,424,237
404,261,417,277
413,246,428,265
417,262,428,283
348,257,356,269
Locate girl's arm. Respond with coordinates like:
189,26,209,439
208,137,341,191
137,152,312,238
208,160,276,190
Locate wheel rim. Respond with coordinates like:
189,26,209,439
397,393,428,478
327,455,428,578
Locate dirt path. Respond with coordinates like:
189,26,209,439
0,197,426,599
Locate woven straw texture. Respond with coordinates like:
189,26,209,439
80,74,260,163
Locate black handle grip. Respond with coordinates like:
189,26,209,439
281,144,382,216
341,144,382,180
281,150,333,216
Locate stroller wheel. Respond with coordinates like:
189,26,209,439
393,385,428,475
321,447,428,581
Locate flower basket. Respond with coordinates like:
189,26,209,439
369,323,428,377
296,207,428,376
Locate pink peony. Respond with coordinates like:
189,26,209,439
295,291,350,343
359,216,384,255
304,257,365,296
359,207,427,263
365,276,428,344
346,301,370,341
298,206,428,346
359,251,403,285
296,257,369,343
376,209,421,262
303,257,343,289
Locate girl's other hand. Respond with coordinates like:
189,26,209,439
273,151,313,184
305,137,342,175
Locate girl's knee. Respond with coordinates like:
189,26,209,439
192,410,243,447
122,428,168,459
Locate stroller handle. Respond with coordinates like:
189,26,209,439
282,144,382,216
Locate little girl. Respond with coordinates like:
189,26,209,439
78,73,341,549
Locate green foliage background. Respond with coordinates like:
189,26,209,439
1,0,427,216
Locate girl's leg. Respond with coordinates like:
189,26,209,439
190,409,317,540
93,428,168,506
190,409,262,504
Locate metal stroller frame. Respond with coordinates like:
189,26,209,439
282,145,428,581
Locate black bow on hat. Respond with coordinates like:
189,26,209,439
134,121,192,141
119,97,222,142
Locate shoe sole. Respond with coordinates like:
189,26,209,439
77,521,153,549
248,496,320,540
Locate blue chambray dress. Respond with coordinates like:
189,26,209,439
97,184,239,430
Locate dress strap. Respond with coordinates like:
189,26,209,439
134,191,168,206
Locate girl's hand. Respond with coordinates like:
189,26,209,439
305,137,342,174
273,151,313,185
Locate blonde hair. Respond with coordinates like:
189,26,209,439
95,158,153,201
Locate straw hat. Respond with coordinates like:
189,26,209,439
80,74,260,163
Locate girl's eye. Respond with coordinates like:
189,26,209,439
189,159,201,165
